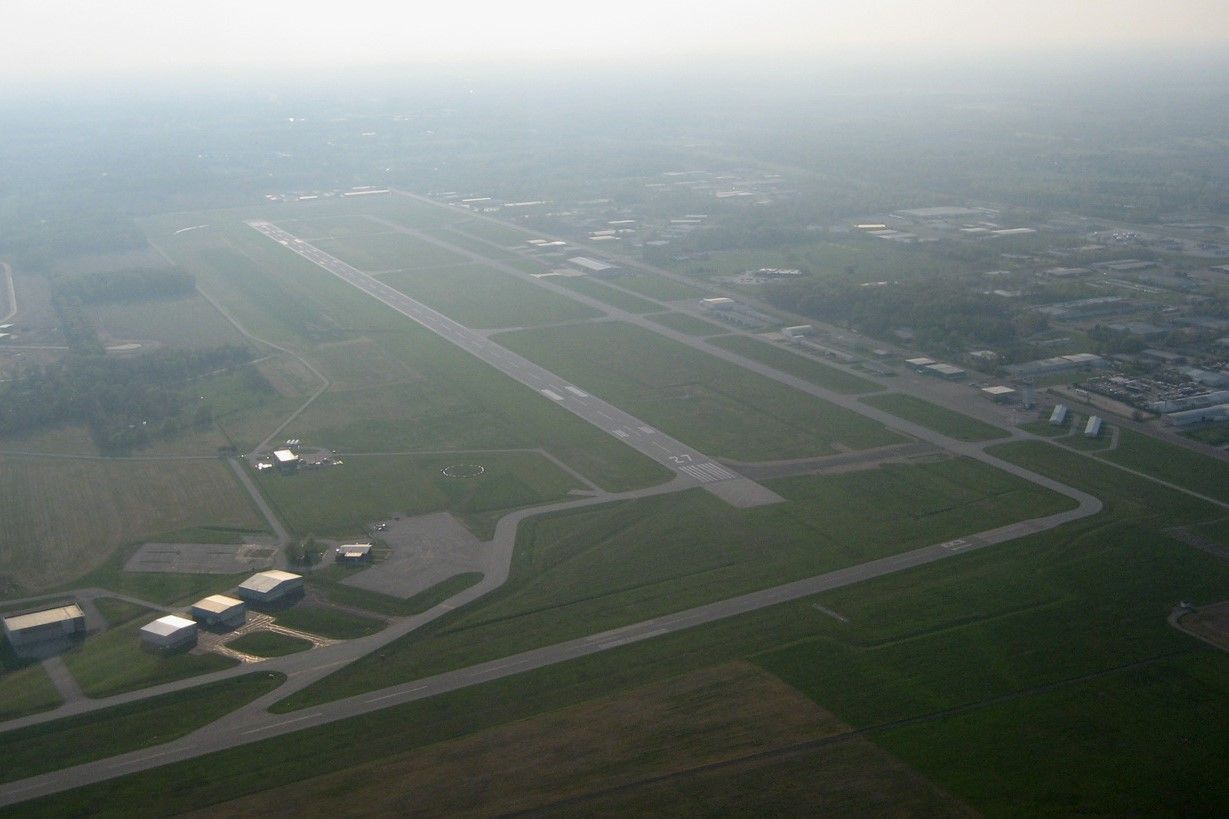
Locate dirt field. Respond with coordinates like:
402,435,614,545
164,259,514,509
0,456,265,590
187,662,971,817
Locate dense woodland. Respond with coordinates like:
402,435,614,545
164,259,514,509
0,347,262,451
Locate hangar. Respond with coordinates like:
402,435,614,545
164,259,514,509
191,595,246,629
140,615,198,652
2,604,86,649
237,570,304,605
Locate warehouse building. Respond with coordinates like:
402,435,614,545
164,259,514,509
1085,415,1104,438
781,325,814,340
2,604,86,650
566,256,618,275
980,385,1016,403
700,297,735,311
237,570,304,605
1050,404,1070,426
191,595,246,629
140,615,198,652
904,356,936,370
924,362,967,380
1164,403,1229,427
272,449,300,471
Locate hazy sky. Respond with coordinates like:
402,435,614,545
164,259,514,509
3,0,1229,85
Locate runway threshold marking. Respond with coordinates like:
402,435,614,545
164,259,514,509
564,385,589,397
540,389,564,401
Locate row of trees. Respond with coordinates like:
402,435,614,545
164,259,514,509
0,346,254,452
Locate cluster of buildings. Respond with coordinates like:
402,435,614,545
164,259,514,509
1,570,307,658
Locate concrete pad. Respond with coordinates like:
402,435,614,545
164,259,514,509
702,478,785,508
124,542,278,575
341,512,487,599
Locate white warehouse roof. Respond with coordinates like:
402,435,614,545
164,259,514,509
273,449,298,464
141,615,197,638
194,595,244,615
239,570,303,595
3,604,84,632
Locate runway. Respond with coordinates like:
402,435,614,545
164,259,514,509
246,221,781,508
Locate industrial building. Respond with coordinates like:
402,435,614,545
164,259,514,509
781,324,814,340
2,604,86,650
237,570,304,605
701,297,735,311
905,357,936,370
1085,415,1104,438
191,595,246,629
1005,353,1108,379
335,544,373,564
1050,404,1070,426
566,256,618,275
140,615,198,652
924,363,967,380
1164,403,1229,427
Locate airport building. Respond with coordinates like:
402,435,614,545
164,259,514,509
1050,404,1070,426
781,325,814,340
980,385,1016,403
335,544,373,564
1,604,86,649
140,615,198,652
566,256,618,275
701,297,735,311
924,363,967,380
1163,403,1229,427
237,570,304,605
272,449,300,471
1085,415,1104,438
191,595,246,629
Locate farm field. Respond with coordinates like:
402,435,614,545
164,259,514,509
862,393,1010,442
709,334,883,394
376,264,600,328
0,455,265,593
256,451,584,539
553,276,664,313
87,293,245,349
493,321,904,461
281,456,1074,708
645,311,729,336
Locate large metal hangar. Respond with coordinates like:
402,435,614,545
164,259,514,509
140,615,198,652
237,570,304,605
2,604,86,650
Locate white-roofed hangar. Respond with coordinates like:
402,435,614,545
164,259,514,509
191,594,246,629
2,604,86,650
237,570,304,605
140,615,198,652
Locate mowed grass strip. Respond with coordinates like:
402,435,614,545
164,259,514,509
0,456,266,592
280,457,1074,709
377,264,600,328
227,631,312,658
0,640,62,720
494,321,902,460
554,276,664,314
273,606,384,640
613,273,707,300
255,452,582,539
1100,428,1229,504
62,621,237,697
862,393,1010,442
645,312,729,336
0,672,284,785
709,335,883,394
314,232,469,272
306,571,484,618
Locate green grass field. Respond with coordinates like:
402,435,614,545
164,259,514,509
315,232,470,272
1100,428,1229,503
862,393,1010,441
0,455,266,594
273,606,384,639
279,457,1074,709
553,276,664,313
93,598,153,627
0,639,62,720
709,335,883,394
612,273,707,300
227,631,311,658
0,672,284,786
1019,418,1071,437
448,216,539,246
645,312,729,336
62,621,237,697
87,293,245,349
377,264,600,328
256,452,582,539
494,321,903,460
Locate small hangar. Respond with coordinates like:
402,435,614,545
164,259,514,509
140,615,198,652
237,570,304,605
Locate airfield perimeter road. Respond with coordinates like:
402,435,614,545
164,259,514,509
247,220,783,510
